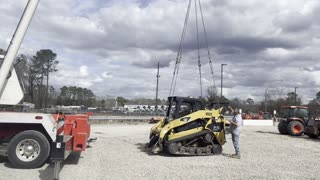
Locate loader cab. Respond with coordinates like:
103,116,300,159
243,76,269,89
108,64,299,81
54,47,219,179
165,96,203,122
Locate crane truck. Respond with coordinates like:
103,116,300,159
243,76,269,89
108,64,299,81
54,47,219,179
0,0,93,179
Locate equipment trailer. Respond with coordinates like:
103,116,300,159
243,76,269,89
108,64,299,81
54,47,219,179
0,0,93,179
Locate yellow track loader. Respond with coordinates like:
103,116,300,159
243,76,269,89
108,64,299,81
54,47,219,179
147,96,229,155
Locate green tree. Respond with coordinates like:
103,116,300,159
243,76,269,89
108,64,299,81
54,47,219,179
116,96,128,107
57,86,95,107
230,97,242,109
30,49,59,108
246,98,254,105
206,86,218,102
28,55,42,105
34,49,58,108
307,91,320,117
246,98,254,113
316,91,320,101
286,92,301,106
97,99,106,108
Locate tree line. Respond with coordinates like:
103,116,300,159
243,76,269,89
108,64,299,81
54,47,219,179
205,86,320,117
13,49,99,108
2,48,320,115
14,49,58,108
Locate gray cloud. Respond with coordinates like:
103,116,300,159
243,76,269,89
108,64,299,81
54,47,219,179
1,0,320,103
274,12,313,33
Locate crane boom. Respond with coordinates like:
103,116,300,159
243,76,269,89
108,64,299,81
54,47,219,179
0,2,94,180
0,0,40,104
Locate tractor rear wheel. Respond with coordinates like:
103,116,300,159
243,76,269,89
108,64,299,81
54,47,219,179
278,120,288,134
287,121,304,136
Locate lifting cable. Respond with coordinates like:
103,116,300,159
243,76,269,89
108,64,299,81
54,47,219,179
195,0,203,98
169,0,217,99
169,0,192,97
198,0,217,94
198,0,220,110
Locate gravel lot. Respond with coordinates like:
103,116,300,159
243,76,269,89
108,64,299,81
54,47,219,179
1,123,320,180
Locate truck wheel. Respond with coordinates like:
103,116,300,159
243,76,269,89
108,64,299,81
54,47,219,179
278,120,288,134
287,121,304,136
8,130,50,168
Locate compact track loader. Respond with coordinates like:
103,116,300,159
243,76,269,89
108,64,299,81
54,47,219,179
147,96,228,155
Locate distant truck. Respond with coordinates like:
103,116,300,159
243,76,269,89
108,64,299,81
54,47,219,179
278,106,308,136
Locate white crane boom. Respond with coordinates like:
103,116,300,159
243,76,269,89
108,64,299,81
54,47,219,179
0,0,40,104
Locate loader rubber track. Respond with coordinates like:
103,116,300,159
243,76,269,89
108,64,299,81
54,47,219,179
166,130,210,144
164,130,222,156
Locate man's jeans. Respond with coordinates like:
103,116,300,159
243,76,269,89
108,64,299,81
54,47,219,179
231,131,240,155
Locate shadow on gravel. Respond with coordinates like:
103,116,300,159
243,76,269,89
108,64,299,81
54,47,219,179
2,157,14,168
135,143,174,157
295,136,320,142
255,131,320,142
0,155,8,164
135,143,220,157
38,163,55,180
255,131,281,135
222,153,240,159
136,143,149,153
94,131,104,134
38,151,82,180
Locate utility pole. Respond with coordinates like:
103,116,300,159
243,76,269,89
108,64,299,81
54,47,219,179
294,87,298,106
265,88,268,112
220,64,227,102
155,62,160,111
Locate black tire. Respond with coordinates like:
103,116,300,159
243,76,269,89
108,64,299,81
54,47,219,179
196,148,203,155
287,121,304,136
212,144,222,155
179,147,186,154
189,147,196,155
8,130,50,169
204,133,214,143
278,120,288,134
167,143,179,154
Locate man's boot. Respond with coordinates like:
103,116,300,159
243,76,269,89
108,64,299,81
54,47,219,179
231,153,241,159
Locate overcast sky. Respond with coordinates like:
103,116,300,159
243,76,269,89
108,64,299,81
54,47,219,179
1,0,320,103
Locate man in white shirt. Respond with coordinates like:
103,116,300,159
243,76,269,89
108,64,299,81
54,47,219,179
226,108,242,159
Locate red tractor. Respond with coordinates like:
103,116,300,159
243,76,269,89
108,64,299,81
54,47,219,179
278,106,308,136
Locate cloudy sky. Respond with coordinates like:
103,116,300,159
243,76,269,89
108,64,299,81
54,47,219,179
1,0,320,103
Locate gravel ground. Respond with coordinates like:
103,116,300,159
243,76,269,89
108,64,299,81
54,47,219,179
1,123,320,180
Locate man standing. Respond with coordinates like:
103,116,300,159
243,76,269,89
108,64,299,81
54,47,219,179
226,108,242,159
